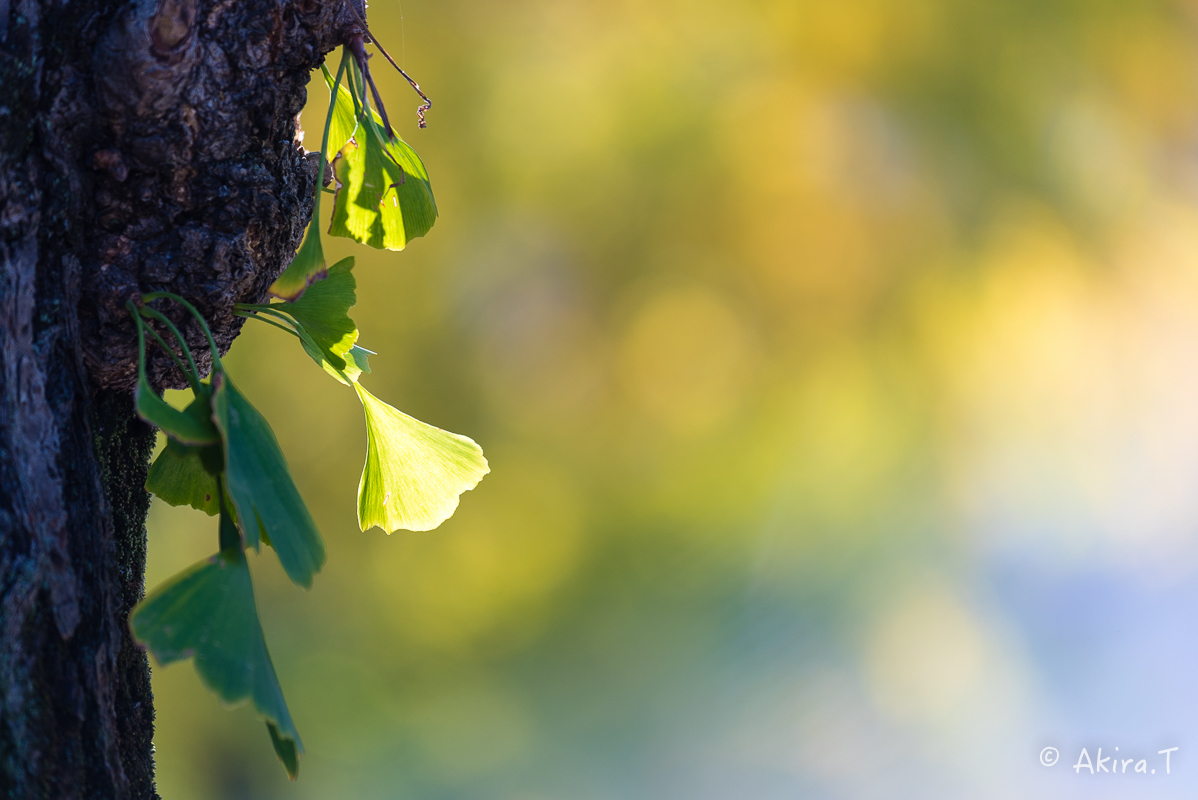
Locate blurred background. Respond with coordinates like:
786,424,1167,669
147,0,1198,797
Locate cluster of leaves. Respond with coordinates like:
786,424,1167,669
270,48,436,300
128,44,487,779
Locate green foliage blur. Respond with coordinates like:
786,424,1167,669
148,0,1198,796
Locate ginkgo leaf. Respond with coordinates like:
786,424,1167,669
355,383,488,533
292,317,347,373
290,332,369,386
268,217,326,302
329,119,437,251
146,438,220,516
130,546,303,767
343,345,373,381
265,62,355,302
285,256,358,360
243,303,349,378
212,372,326,587
237,265,371,386
282,256,371,385
135,376,220,446
315,343,372,386
322,63,359,157
268,722,300,780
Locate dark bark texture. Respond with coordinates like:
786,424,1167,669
0,0,360,795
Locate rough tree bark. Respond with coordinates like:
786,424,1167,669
0,0,358,795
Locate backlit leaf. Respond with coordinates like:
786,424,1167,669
146,438,220,516
268,217,326,302
285,256,358,362
135,378,220,446
130,547,302,765
279,256,371,385
322,64,359,157
267,722,300,780
329,120,437,251
343,345,373,380
292,317,347,373
316,343,373,386
355,383,489,533
212,372,326,587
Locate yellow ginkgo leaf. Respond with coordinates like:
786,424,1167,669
355,383,488,533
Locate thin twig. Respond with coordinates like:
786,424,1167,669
342,2,431,128
347,36,395,140
364,60,395,140
366,31,431,128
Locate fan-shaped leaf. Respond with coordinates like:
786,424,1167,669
355,383,489,533
268,217,327,302
146,438,220,516
286,256,358,359
279,256,372,384
291,316,347,373
329,120,437,251
135,379,220,446
130,547,302,768
343,345,373,381
212,373,326,587
322,64,359,156
267,722,300,780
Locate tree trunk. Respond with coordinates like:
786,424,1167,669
0,0,353,795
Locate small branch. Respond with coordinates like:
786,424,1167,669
342,3,432,128
346,35,395,140
366,30,432,128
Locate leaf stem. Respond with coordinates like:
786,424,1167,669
127,300,150,385
143,323,199,393
247,306,300,327
235,310,302,340
365,30,431,128
323,50,351,162
311,49,351,224
347,57,366,123
138,305,203,392
341,1,431,128
141,292,223,370
216,476,242,554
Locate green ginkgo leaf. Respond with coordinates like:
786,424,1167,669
291,317,347,373
343,345,373,380
237,267,371,386
265,61,356,301
268,217,326,302
286,256,358,360
355,383,489,533
267,722,300,781
282,256,371,385
146,438,220,515
311,342,372,386
212,372,326,587
329,119,437,251
130,546,302,772
322,63,359,156
135,376,221,446
291,332,370,386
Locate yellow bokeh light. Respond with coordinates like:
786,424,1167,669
618,286,757,435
